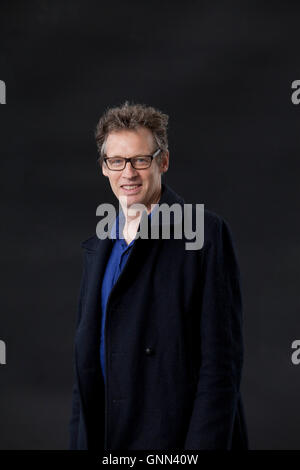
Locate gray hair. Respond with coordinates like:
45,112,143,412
95,100,169,166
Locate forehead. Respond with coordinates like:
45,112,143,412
105,127,155,156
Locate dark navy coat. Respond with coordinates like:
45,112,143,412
69,183,249,450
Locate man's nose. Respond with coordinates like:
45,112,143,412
122,160,138,176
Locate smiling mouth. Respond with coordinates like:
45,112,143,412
121,184,142,190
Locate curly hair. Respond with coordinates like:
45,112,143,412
95,101,169,166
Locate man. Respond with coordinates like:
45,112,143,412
69,101,249,450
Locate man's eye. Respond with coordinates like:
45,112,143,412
135,157,147,163
111,159,123,164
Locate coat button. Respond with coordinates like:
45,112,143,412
145,347,154,355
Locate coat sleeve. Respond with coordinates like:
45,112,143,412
184,214,244,449
68,252,87,450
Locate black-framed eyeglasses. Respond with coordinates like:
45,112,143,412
104,148,161,171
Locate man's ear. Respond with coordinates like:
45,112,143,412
102,161,109,177
160,150,169,173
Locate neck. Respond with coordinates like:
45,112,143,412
120,185,162,242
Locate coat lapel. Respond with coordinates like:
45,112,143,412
82,236,112,332
75,236,112,374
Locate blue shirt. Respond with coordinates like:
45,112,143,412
100,206,156,383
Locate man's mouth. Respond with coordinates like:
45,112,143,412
121,184,142,190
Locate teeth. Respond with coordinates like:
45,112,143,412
123,185,140,189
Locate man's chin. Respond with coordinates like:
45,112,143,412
118,194,147,213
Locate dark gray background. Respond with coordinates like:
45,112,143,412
0,0,299,449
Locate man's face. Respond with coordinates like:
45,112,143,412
102,127,169,211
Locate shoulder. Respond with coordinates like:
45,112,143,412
165,183,234,248
204,208,228,238
186,205,234,247
80,233,100,252
80,232,114,253
200,208,240,268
